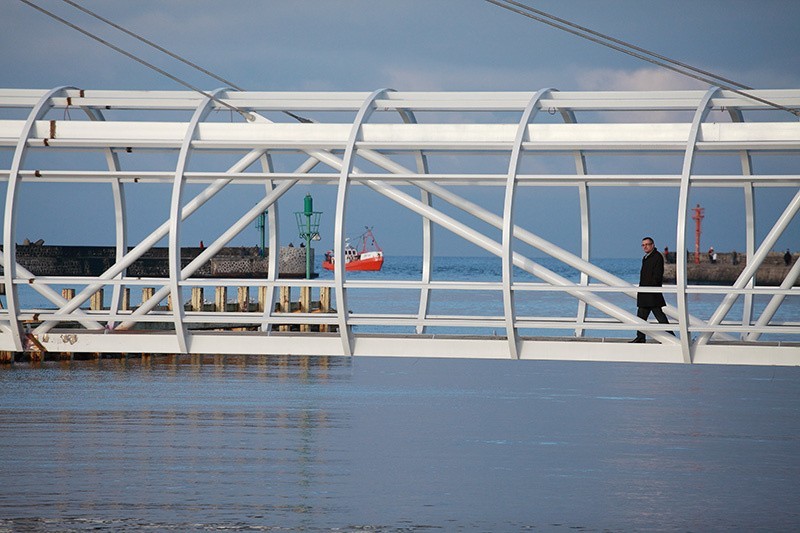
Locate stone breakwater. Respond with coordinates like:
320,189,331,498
663,251,798,286
2,244,315,279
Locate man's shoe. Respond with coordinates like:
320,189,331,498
629,337,646,343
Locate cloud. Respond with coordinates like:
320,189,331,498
575,67,708,92
379,63,582,92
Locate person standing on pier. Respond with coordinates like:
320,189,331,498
630,237,671,343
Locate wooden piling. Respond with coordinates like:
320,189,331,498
191,287,204,312
121,288,130,311
257,286,268,312
299,286,311,332
279,286,291,331
237,286,249,312
215,286,227,312
319,287,331,332
142,287,154,304
90,289,104,311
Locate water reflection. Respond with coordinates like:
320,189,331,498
1,355,354,532
1,358,799,531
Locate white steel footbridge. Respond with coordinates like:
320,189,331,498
1,87,799,365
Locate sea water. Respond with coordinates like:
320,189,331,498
1,357,799,531
1,257,800,531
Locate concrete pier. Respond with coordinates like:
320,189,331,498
663,251,798,286
4,244,316,279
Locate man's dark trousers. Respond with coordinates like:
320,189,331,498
635,306,671,341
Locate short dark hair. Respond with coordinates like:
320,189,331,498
642,237,654,244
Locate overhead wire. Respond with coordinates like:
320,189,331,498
485,0,800,117
492,0,752,91
60,0,239,89
19,0,258,120
57,0,311,123
21,0,798,118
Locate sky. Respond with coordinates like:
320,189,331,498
1,0,800,258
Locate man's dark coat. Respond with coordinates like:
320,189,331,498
637,248,667,308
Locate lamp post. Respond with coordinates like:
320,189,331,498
295,194,321,279
691,204,704,265
255,210,268,257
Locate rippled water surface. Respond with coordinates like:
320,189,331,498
1,356,799,532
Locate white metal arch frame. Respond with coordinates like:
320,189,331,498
2,86,102,350
727,107,757,337
167,88,228,352
392,107,433,335
333,88,393,355
259,152,279,333
675,86,721,363
502,88,553,358
1,87,799,365
557,107,591,337
80,106,127,327
1,88,106,343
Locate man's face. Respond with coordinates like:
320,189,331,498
642,239,654,253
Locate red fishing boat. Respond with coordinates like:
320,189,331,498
322,227,384,272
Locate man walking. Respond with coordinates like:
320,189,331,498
630,236,671,343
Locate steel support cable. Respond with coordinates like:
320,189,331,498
56,0,311,124
18,0,256,122
61,0,237,89
53,0,797,119
491,0,751,91
485,0,800,117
